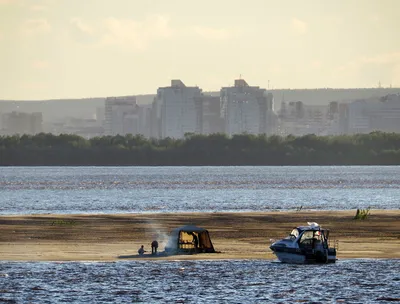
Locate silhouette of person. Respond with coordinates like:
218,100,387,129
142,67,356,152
138,245,146,256
191,233,199,249
151,240,159,255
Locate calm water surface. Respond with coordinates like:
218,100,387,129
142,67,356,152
0,259,399,303
1,168,400,303
1,166,400,214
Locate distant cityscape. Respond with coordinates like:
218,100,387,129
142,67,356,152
1,80,400,138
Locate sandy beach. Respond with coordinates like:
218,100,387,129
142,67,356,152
0,210,399,261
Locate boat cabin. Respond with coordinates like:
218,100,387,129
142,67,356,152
289,225,330,250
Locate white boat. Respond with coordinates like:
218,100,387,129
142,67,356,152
269,222,336,264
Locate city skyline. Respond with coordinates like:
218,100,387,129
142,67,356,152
1,0,400,100
2,77,399,138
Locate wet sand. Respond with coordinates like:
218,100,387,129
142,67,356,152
0,210,399,261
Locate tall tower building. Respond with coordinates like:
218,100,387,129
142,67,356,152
220,79,275,136
104,96,138,135
155,80,203,139
194,95,224,135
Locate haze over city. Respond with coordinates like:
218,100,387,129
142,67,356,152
1,0,400,100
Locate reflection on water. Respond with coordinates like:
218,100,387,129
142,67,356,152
1,166,400,214
0,259,399,303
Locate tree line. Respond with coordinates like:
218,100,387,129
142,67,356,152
0,132,400,166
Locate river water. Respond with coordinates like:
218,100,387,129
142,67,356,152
1,166,400,214
1,166,400,303
0,259,399,303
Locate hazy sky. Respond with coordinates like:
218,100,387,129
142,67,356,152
1,0,399,100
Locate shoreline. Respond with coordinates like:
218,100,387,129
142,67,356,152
1,210,399,261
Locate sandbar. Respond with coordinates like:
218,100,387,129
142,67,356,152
0,210,399,261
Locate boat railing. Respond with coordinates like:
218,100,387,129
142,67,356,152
328,238,339,251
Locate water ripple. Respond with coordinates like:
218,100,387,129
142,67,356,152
0,259,399,303
1,166,400,214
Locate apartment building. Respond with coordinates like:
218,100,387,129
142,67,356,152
221,79,275,136
194,95,224,135
154,80,203,139
0,112,42,135
347,94,400,134
104,96,138,135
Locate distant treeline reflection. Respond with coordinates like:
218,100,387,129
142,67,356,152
1,132,400,166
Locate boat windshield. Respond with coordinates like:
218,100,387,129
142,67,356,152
288,228,299,239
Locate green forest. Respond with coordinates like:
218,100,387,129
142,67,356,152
1,132,400,166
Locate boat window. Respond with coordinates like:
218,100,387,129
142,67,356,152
289,228,299,239
299,231,314,243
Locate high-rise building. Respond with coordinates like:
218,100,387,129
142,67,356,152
347,100,371,134
150,96,162,139
96,107,105,126
335,103,349,135
1,112,42,135
347,94,400,134
155,80,203,139
104,96,138,135
284,101,305,121
194,95,224,135
328,101,339,120
220,79,275,136
370,94,400,133
136,104,152,138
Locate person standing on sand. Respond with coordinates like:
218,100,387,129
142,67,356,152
151,240,159,255
138,245,146,256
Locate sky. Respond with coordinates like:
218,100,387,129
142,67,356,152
1,0,400,100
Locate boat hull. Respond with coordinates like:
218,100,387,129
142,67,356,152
274,251,307,264
270,246,336,264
